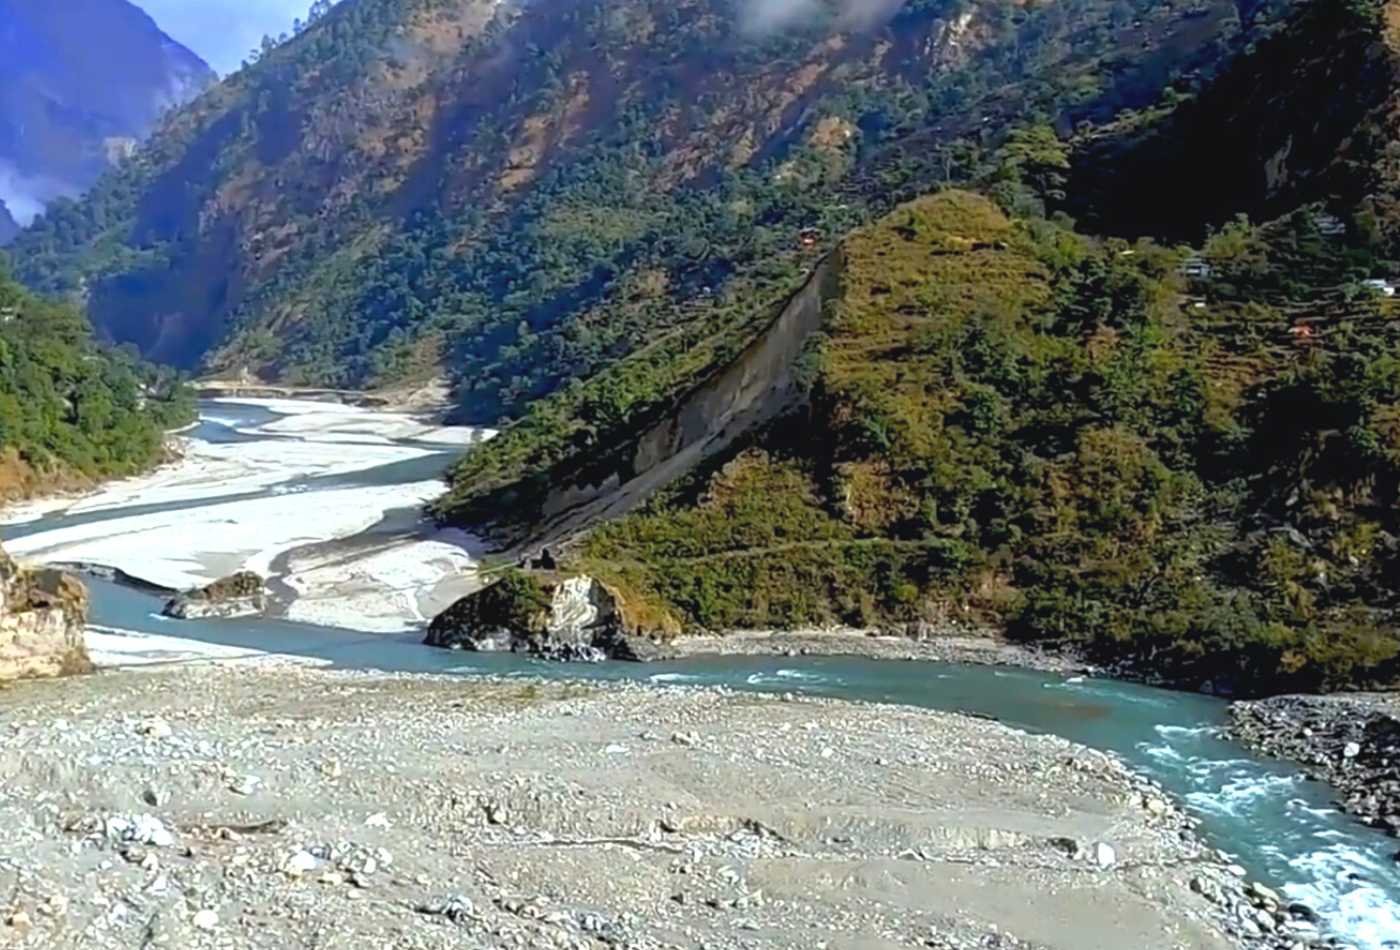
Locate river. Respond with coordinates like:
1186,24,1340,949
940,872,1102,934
15,401,1400,947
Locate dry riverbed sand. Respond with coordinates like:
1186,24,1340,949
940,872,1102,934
0,666,1270,949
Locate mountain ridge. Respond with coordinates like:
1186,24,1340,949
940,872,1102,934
7,0,1289,412
0,0,213,239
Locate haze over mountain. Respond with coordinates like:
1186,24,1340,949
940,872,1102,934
0,0,213,240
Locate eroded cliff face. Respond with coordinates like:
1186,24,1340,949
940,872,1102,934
525,252,844,546
0,544,90,681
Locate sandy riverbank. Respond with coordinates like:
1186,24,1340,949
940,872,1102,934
1,399,494,634
654,627,1090,674
0,664,1280,949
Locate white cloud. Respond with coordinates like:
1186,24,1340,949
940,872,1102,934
739,0,907,34
0,161,78,226
137,1,316,76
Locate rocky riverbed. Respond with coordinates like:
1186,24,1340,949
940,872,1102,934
1230,693,1400,839
0,665,1321,949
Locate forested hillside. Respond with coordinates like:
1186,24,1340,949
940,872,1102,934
0,269,194,500
508,189,1399,696
8,0,1290,422
415,0,1400,694
1069,0,1400,241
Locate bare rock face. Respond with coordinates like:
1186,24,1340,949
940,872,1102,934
162,572,266,621
0,542,91,681
425,571,665,663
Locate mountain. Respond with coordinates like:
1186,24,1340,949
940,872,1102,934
0,202,16,244
0,0,213,240
7,0,1289,405
446,185,1400,697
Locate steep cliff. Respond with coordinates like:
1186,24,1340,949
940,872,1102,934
0,0,213,240
0,544,90,681
7,0,1278,418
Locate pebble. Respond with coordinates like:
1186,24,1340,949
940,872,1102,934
136,718,172,740
229,775,262,795
192,909,219,931
285,850,319,876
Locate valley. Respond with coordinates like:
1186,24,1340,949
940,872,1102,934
2,0,1400,946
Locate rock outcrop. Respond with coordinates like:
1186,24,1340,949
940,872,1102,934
425,571,670,662
0,543,90,681
162,572,266,621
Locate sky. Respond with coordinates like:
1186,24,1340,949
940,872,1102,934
137,0,311,76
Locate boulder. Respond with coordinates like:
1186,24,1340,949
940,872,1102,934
425,570,673,662
0,541,90,681
162,572,266,620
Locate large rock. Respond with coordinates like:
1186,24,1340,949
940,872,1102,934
425,571,670,662
162,572,266,620
0,543,90,681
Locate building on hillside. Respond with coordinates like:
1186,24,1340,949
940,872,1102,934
1313,212,1347,238
1180,255,1214,279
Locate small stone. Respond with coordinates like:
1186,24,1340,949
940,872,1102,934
415,895,475,923
284,851,319,876
140,786,165,808
1225,863,1248,878
1343,742,1361,760
132,814,174,848
136,719,172,740
228,775,261,796
1094,842,1116,869
192,909,218,932
5,909,32,932
671,731,700,747
364,812,391,829
1248,881,1282,906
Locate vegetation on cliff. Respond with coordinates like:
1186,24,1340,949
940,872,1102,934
0,268,194,499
